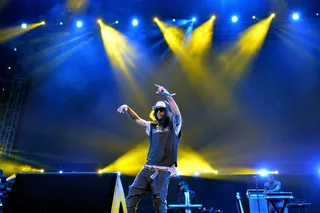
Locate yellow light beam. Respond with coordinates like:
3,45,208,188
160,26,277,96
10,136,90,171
101,141,149,175
0,156,46,175
99,22,139,75
155,18,233,108
98,21,147,107
195,15,274,107
154,19,186,57
101,141,217,177
178,146,218,176
219,15,273,79
0,22,44,44
155,17,215,64
187,17,215,59
180,18,220,106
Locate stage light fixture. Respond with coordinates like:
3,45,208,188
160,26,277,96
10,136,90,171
292,13,300,20
21,23,27,29
132,19,139,26
231,16,238,22
194,172,200,176
258,169,269,176
76,21,83,28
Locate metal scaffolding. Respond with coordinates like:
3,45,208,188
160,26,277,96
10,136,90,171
0,71,27,155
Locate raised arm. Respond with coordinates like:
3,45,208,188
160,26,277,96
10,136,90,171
117,104,148,128
167,96,181,125
155,84,182,134
155,84,181,124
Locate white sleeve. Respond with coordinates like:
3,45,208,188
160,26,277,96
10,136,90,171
172,116,182,136
145,121,152,135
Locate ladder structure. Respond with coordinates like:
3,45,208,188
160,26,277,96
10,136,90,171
0,71,27,155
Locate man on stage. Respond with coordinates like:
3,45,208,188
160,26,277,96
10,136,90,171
117,84,182,213
264,174,288,213
177,181,198,213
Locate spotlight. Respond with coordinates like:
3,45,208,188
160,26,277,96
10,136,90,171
317,13,319,16
271,13,276,18
252,16,256,19
59,170,63,174
14,48,17,51
76,21,83,28
8,67,11,70
211,15,216,20
258,169,269,177
117,171,121,176
41,21,45,25
132,19,139,26
21,23,27,29
172,19,176,22
97,19,102,24
192,17,196,22
194,172,200,176
292,13,300,20
115,20,119,24
60,22,63,25
40,169,44,173
231,16,238,23
98,170,103,174
153,17,158,22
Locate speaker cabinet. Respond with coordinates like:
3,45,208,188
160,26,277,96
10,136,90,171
3,172,127,213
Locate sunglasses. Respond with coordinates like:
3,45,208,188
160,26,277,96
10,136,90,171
155,108,166,113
